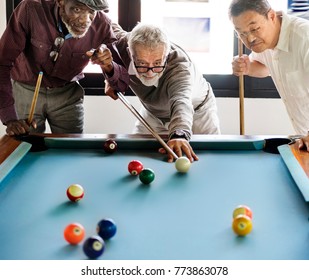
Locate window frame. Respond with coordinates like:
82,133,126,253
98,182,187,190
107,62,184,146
5,0,279,98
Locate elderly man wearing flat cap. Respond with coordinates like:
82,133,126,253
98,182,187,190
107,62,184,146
0,0,129,136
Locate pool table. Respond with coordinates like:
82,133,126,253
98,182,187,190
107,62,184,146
0,133,308,260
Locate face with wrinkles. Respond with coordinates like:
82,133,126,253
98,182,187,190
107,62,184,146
232,9,279,52
132,44,167,87
57,0,96,38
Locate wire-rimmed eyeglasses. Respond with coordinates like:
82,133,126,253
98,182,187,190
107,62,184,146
234,26,261,39
50,37,65,62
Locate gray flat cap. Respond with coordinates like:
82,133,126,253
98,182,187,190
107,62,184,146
76,0,109,11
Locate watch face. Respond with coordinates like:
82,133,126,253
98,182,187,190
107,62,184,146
172,130,187,140
176,131,185,136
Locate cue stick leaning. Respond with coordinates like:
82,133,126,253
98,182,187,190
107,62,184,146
238,38,245,135
116,92,179,160
27,71,43,124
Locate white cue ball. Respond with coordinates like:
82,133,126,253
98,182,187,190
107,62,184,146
175,156,191,173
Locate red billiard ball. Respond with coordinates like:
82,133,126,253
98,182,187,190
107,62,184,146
64,223,85,245
96,218,117,240
233,205,253,219
128,160,144,175
103,138,117,153
139,168,155,184
83,235,105,259
66,184,84,202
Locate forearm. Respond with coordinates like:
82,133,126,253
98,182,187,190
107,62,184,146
168,102,193,140
103,61,130,93
247,60,270,78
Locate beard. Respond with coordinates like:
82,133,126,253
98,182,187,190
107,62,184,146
62,20,88,38
59,6,90,39
137,74,160,87
61,16,89,38
136,70,165,87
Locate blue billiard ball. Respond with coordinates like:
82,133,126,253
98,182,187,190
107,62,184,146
83,235,105,259
97,218,117,240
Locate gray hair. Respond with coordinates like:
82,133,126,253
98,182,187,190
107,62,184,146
228,0,271,18
128,23,171,57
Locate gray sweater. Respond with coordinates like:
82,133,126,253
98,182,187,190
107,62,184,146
114,25,212,137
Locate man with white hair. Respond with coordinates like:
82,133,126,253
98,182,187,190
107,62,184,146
107,23,220,163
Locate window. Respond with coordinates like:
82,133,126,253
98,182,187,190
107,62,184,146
6,0,290,98
141,0,234,74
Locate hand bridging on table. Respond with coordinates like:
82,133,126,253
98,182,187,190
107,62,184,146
159,138,199,163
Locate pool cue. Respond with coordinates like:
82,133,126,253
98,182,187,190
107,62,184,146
27,71,43,124
238,38,245,135
116,92,179,160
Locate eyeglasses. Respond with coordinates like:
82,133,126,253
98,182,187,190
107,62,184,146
235,26,261,39
50,37,65,62
134,61,167,74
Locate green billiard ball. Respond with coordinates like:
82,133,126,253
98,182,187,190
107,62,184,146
139,168,155,184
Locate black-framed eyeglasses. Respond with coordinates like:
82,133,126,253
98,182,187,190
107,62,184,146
134,61,167,74
50,37,65,62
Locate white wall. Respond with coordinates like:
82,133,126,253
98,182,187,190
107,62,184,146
0,2,295,137
81,96,294,136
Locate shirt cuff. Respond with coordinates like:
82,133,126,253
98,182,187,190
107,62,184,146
0,105,18,125
103,61,129,93
169,130,191,141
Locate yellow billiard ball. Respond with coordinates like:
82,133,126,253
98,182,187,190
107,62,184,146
233,205,253,219
232,214,253,236
67,184,84,202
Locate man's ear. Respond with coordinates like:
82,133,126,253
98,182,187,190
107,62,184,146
268,9,276,22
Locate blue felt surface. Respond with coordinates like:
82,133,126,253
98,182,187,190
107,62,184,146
0,148,308,260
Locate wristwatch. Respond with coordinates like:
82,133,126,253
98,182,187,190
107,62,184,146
169,130,189,141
